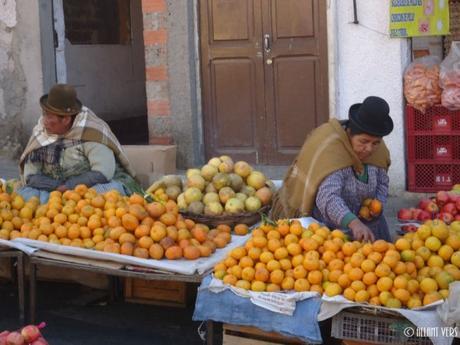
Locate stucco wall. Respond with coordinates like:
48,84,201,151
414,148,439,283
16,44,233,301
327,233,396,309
331,0,411,194
0,0,43,159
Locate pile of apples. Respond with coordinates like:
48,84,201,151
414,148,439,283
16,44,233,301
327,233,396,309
0,324,48,345
398,191,460,225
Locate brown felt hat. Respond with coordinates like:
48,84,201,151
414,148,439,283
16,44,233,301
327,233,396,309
40,84,82,116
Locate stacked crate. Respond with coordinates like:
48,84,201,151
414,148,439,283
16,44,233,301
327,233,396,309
406,105,460,192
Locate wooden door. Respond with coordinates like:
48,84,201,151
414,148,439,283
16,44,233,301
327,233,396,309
199,0,328,164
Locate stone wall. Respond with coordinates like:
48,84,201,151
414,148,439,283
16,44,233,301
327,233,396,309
0,0,43,160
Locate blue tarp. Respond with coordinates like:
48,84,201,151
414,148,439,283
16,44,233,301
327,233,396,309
193,275,323,344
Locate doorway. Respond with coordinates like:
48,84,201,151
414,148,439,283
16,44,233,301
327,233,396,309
52,0,148,144
199,0,329,164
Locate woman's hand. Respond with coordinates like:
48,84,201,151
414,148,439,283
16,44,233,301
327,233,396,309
348,218,375,242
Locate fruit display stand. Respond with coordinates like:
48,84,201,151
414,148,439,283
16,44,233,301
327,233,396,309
0,245,25,324
26,250,206,323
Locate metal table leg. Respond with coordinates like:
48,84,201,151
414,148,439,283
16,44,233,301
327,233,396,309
29,261,37,324
16,254,25,324
206,320,214,345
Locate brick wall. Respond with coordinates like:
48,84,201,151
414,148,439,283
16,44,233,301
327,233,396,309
142,0,174,145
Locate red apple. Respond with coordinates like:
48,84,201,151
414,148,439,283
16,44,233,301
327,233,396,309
21,325,40,343
0,331,10,345
402,225,418,232
417,210,431,222
439,212,454,224
448,193,459,203
442,203,457,216
398,208,413,221
455,199,460,212
418,198,432,210
455,214,460,221
436,191,450,206
425,202,439,214
411,208,423,220
6,332,24,345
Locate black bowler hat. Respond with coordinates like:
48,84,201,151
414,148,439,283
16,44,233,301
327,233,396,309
348,96,394,137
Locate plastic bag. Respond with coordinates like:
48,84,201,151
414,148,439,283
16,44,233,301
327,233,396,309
437,281,460,327
404,55,442,113
440,41,460,110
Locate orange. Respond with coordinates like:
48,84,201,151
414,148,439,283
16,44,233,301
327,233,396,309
383,255,398,268
337,273,350,288
420,277,438,294
393,261,407,275
348,267,364,281
324,283,342,297
360,259,376,273
328,269,342,283
350,253,365,268
362,272,377,286
354,290,370,303
425,236,442,252
270,269,285,285
393,275,408,289
322,250,336,264
281,276,295,290
301,238,318,251
367,284,379,298
254,267,270,282
373,240,389,253
376,277,393,292
303,257,320,271
367,251,383,264
293,266,307,279
375,263,391,277
395,238,411,251
239,256,254,269
307,270,323,285
350,280,366,292
342,242,357,256
241,267,255,281
343,287,356,301
287,243,302,256
328,258,344,271
423,291,443,306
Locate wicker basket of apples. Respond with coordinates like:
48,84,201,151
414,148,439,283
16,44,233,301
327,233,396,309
176,156,274,227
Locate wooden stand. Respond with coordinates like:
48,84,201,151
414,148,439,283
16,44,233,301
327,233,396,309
0,248,25,324
222,324,306,345
124,278,187,307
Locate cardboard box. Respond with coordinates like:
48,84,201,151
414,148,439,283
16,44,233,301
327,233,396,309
122,145,176,188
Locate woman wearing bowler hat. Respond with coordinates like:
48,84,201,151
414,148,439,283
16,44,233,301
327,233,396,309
18,84,142,203
271,96,394,242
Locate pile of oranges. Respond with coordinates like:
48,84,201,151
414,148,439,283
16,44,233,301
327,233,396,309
213,219,460,309
0,185,235,260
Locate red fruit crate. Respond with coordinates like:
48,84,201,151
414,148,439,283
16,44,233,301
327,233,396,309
407,161,460,192
406,134,460,161
406,104,460,133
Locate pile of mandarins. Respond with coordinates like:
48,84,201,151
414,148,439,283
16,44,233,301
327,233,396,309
213,219,460,309
0,185,236,260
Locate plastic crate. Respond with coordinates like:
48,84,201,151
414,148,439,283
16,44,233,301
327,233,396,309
331,311,432,345
407,161,460,192
406,105,460,133
406,134,460,161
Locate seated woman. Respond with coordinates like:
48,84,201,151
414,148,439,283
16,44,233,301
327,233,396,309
18,84,142,203
271,96,393,242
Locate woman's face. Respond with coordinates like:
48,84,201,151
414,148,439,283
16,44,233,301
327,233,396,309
42,110,72,135
349,133,382,161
